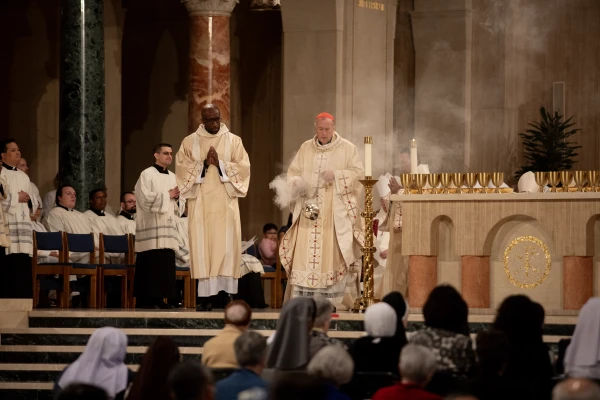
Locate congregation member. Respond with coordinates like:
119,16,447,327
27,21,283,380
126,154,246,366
57,384,109,400
168,361,214,400
84,188,125,236
564,297,600,379
309,298,340,358
127,336,180,400
215,331,268,400
246,223,278,267
266,297,316,371
410,285,475,392
350,302,402,376
46,185,97,263
381,291,409,349
270,374,327,400
16,157,43,207
54,327,133,400
203,300,252,369
0,138,36,298
133,143,184,310
307,346,354,400
371,344,441,400
277,112,364,310
117,192,136,235
176,104,251,312
493,295,553,398
552,378,600,400
465,330,513,400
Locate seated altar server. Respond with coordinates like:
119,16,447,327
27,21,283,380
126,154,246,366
84,188,125,236
134,143,184,309
1,139,37,298
117,192,136,235
31,205,59,264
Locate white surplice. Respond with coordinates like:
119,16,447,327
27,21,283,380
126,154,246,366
46,206,97,263
116,213,136,235
0,174,10,248
1,167,37,255
176,124,251,296
279,132,364,310
84,210,125,236
134,166,183,253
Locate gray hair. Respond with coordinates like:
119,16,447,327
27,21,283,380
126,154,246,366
307,346,353,386
314,298,334,327
234,330,267,368
553,378,600,400
399,344,437,384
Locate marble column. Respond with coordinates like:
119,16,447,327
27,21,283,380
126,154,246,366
59,0,105,211
563,256,593,310
182,0,237,133
408,255,438,308
461,256,490,308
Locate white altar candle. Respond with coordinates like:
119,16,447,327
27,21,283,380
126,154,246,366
410,138,418,173
364,136,372,177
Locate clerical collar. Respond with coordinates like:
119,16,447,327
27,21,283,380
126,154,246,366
317,138,333,146
57,204,73,212
153,164,169,174
120,210,134,220
90,208,105,216
1,162,17,171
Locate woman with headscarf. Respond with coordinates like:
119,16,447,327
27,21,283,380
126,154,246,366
493,295,553,399
266,297,316,371
565,298,600,379
409,285,475,395
350,302,402,376
125,336,180,400
382,292,409,349
54,327,133,400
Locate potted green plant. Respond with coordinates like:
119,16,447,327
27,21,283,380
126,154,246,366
514,106,581,181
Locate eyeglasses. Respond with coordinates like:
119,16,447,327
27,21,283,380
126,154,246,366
124,200,136,204
202,117,222,123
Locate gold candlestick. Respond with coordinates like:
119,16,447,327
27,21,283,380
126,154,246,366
353,177,379,313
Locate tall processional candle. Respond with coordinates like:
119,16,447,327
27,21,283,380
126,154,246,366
410,138,418,173
364,136,373,177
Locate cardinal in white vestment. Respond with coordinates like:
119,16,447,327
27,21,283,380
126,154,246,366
176,104,250,311
134,144,184,309
117,192,136,235
278,113,364,310
1,139,37,298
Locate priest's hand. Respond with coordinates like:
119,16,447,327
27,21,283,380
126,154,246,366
320,170,335,182
380,249,388,259
389,177,401,195
208,147,219,166
50,251,59,257
169,187,180,199
18,191,30,203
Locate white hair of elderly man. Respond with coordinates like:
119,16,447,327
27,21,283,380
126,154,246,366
553,378,600,400
399,344,437,386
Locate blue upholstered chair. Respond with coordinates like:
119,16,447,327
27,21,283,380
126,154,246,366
98,233,135,308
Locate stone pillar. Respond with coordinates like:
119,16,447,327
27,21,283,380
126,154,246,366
411,0,472,172
408,255,437,307
182,0,237,133
563,256,593,310
461,255,490,308
59,0,105,211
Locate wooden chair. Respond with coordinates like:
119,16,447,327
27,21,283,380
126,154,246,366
175,266,195,308
32,231,69,308
260,242,287,308
98,233,134,308
127,234,136,308
261,264,278,308
64,233,98,308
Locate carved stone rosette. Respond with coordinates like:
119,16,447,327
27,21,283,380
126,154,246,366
249,0,281,10
181,0,239,16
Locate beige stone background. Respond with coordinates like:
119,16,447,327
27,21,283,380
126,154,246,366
1,0,599,241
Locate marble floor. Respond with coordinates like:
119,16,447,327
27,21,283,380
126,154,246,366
0,308,580,399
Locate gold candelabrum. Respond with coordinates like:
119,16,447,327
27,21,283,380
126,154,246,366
352,176,379,313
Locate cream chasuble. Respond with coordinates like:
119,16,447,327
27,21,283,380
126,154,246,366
1,167,37,255
174,216,190,267
0,174,10,248
134,167,183,253
280,132,364,310
176,124,250,296
117,214,136,235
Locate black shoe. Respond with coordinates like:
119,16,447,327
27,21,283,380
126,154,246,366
157,301,175,310
196,302,212,312
223,294,234,307
136,302,159,310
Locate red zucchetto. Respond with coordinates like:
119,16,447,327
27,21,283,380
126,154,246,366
315,112,335,122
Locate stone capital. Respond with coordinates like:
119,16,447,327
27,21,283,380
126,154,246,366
181,0,238,17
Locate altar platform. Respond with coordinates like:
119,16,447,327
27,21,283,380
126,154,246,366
0,307,580,399
388,191,600,311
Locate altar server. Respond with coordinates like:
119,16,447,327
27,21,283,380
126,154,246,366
117,192,136,235
134,143,184,309
0,139,37,298
84,188,125,236
176,104,250,311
